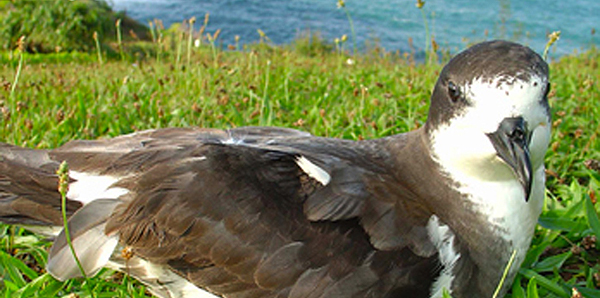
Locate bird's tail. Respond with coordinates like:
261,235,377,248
0,143,81,229
0,142,119,281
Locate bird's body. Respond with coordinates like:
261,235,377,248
0,40,551,298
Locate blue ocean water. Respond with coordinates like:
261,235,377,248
109,0,598,57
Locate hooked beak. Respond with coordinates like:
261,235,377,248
486,117,532,202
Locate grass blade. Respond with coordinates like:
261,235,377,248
584,194,600,238
519,268,570,297
0,251,27,287
527,277,539,298
532,251,572,273
511,276,526,298
442,288,453,298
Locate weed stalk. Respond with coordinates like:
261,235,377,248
337,1,357,55
199,13,210,48
155,19,164,64
148,21,156,43
187,17,196,67
10,36,25,99
261,60,272,126
116,19,124,61
416,0,430,64
93,31,103,65
335,37,342,68
257,29,269,44
176,26,184,69
58,161,95,298
207,29,221,68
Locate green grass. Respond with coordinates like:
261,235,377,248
0,21,599,298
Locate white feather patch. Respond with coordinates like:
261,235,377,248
182,156,207,163
221,131,245,145
295,156,331,186
67,171,129,205
428,215,460,298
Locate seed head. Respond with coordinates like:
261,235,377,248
56,161,70,195
547,31,561,45
16,36,25,52
543,30,561,60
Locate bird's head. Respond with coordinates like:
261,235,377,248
426,40,551,202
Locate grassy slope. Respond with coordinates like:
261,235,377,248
0,42,599,297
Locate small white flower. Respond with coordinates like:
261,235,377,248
194,39,201,47
346,58,355,65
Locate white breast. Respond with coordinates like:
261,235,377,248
461,165,545,274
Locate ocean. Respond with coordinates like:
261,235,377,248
108,0,598,57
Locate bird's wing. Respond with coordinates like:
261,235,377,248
42,127,437,297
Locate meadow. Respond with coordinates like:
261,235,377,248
0,1,600,297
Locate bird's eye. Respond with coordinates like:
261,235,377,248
447,81,461,103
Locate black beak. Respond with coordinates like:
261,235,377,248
486,117,532,202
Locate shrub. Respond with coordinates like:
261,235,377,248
290,30,334,57
0,0,148,53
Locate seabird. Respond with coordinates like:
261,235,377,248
0,40,551,298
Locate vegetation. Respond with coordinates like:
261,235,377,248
0,1,599,298
0,0,149,53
